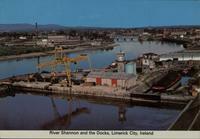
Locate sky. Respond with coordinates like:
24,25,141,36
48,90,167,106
0,0,200,28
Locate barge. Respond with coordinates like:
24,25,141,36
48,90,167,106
151,71,181,92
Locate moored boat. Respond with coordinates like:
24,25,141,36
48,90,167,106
152,71,181,92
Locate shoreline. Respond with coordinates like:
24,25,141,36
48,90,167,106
0,73,193,107
0,43,116,62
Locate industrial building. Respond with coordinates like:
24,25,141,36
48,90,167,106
116,51,126,72
48,35,67,43
116,51,137,75
86,71,136,89
137,53,158,72
160,51,200,61
125,62,137,75
85,51,137,89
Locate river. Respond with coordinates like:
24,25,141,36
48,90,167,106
0,41,184,130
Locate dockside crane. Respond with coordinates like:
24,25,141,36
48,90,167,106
37,46,92,87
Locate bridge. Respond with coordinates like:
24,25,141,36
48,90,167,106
114,36,137,42
160,50,200,61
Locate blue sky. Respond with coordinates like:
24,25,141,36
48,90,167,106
0,0,199,27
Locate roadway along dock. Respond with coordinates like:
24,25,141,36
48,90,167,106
168,94,200,130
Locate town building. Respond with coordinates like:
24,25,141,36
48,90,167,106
19,36,27,40
137,53,158,72
47,35,67,43
36,39,48,46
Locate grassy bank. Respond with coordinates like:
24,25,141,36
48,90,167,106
0,46,54,56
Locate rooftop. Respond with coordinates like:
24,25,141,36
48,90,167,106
87,71,135,80
160,51,200,58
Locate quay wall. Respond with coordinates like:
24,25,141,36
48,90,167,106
2,81,192,105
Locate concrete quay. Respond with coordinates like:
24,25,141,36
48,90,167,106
0,80,193,106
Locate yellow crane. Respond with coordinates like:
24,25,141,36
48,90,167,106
62,54,91,86
37,47,64,73
37,46,91,87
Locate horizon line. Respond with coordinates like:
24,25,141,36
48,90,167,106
0,23,200,29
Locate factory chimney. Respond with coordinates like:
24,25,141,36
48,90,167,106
35,22,38,46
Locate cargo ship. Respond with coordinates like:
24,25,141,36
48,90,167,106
151,71,181,92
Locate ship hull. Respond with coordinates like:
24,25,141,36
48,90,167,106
151,71,181,92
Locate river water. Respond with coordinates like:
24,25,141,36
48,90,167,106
0,41,184,130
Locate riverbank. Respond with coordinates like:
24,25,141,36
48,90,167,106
0,43,116,61
0,80,189,106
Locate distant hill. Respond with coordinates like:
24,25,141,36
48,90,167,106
0,24,115,32
0,24,199,32
0,24,67,32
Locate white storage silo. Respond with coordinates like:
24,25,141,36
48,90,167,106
125,62,137,75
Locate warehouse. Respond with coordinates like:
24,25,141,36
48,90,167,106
86,71,136,89
48,35,67,43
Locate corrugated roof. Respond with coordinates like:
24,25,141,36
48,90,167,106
87,71,135,80
160,52,200,58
